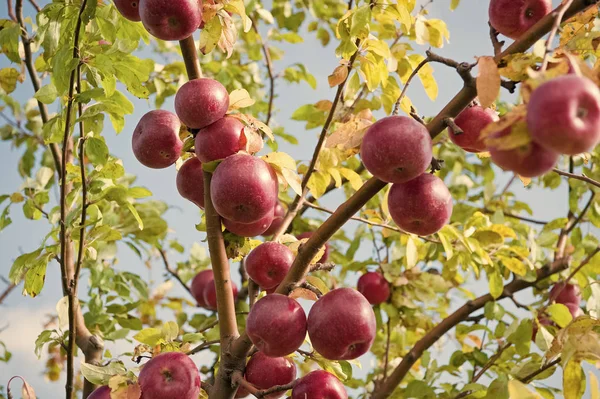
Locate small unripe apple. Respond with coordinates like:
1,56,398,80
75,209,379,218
177,157,205,209
175,79,229,130
263,201,286,236
114,0,141,21
296,232,329,263
132,110,183,169
245,352,296,399
360,116,432,184
357,272,390,305
489,0,552,40
291,370,347,399
388,173,453,236
203,281,239,311
449,105,498,153
195,116,246,163
527,75,600,155
190,270,213,308
223,212,274,237
211,154,279,224
307,288,376,360
549,282,581,306
245,242,294,289
246,294,307,357
138,352,201,399
139,0,202,41
489,136,559,177
88,386,110,399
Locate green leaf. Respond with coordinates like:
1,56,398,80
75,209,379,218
34,330,54,358
35,82,58,105
0,21,21,63
488,269,503,299
563,359,585,399
350,5,371,38
126,203,144,230
508,319,532,356
546,303,573,328
485,376,509,399
80,362,127,385
498,256,527,276
450,0,461,10
85,137,109,166
128,187,152,199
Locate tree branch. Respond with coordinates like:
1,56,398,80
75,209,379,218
186,339,220,356
251,17,276,126
158,248,194,299
553,168,600,189
541,0,575,71
0,281,16,305
566,190,595,234
255,380,297,398
488,24,504,57
481,208,548,225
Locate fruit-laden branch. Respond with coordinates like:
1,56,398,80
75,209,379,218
370,256,575,399
251,17,276,126
553,167,600,189
15,0,62,176
157,247,195,299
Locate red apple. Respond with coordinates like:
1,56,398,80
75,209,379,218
357,272,390,305
195,116,246,162
489,0,552,40
139,0,202,41
291,370,347,399
175,79,229,130
449,105,498,153
203,280,239,311
114,0,141,21
245,242,294,289
211,154,279,224
307,288,376,360
549,282,581,306
177,156,205,209
263,201,286,236
296,232,329,263
132,110,183,169
360,116,432,184
223,213,274,237
88,386,111,399
565,302,583,318
138,352,200,399
245,352,296,399
489,133,559,177
190,270,213,308
527,75,600,155
246,294,307,357
388,173,453,236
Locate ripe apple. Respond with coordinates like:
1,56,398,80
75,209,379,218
296,232,329,263
114,0,141,21
388,173,453,236
88,386,111,399
245,242,295,289
223,212,274,237
176,157,205,209
203,280,239,311
138,352,201,399
527,75,600,155
549,282,581,306
489,0,552,40
263,201,286,236
307,288,376,360
211,154,279,224
565,302,583,318
291,370,347,399
489,135,559,177
246,294,307,357
175,79,229,130
190,270,213,308
360,116,432,184
245,352,296,399
195,116,246,163
132,110,183,169
139,0,202,41
449,105,498,153
357,272,390,305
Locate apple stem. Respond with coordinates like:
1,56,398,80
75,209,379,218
443,117,463,136
488,24,504,57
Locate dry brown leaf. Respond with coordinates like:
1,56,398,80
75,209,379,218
289,287,319,301
477,56,501,108
315,100,333,112
328,65,349,87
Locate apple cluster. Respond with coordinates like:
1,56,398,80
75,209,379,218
190,269,239,310
361,116,453,236
533,282,582,341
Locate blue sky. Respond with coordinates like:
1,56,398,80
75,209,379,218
1,0,596,397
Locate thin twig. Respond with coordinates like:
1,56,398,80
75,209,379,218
444,117,463,135
255,381,298,398
564,246,600,286
472,342,511,382
500,174,517,196
393,57,429,116
7,0,17,20
566,190,595,234
481,208,548,225
186,339,220,356
541,0,576,71
252,17,276,126
489,24,504,57
383,318,391,382
158,248,194,299
520,357,561,383
0,282,16,305
27,0,40,11
293,281,323,298
309,262,337,273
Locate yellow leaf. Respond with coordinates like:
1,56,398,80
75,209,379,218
477,56,501,108
408,55,438,101
338,167,363,190
199,16,222,55
262,152,296,170
563,359,585,399
406,236,418,269
519,175,532,187
590,371,599,399
328,65,349,87
426,19,450,48
228,89,255,110
0,67,22,93
508,380,542,399
499,256,527,276
325,116,372,150
281,168,303,196
223,0,252,32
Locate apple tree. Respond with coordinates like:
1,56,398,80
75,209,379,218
1,0,600,398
